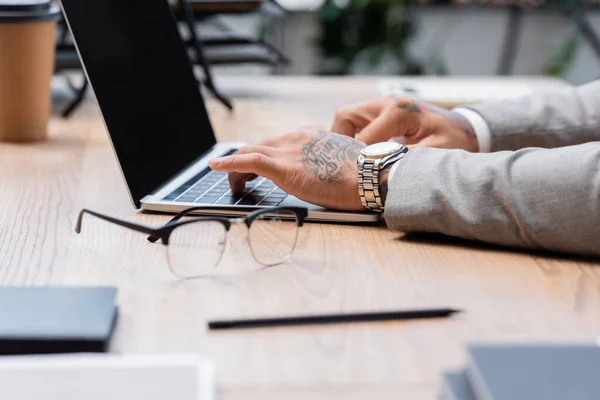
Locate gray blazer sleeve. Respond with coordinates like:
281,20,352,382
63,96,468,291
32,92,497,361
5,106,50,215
465,80,600,151
383,143,600,258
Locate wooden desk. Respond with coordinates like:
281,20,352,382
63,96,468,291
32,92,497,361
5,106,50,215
1,76,598,399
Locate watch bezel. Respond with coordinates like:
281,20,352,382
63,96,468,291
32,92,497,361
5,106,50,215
360,142,403,158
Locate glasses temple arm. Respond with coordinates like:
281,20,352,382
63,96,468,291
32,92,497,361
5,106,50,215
75,209,159,236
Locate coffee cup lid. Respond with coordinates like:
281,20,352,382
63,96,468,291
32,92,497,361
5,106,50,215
0,0,61,23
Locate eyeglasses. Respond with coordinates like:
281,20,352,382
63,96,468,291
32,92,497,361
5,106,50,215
75,206,308,279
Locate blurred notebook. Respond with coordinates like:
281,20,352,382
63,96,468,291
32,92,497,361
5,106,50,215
0,286,118,354
440,370,476,400
0,353,214,400
466,344,600,400
377,79,534,109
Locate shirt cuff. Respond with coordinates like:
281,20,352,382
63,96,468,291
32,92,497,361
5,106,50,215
453,107,492,153
388,158,401,181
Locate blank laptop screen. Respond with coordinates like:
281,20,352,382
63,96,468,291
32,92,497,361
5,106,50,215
61,0,216,207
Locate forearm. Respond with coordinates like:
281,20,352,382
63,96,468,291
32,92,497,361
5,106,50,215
464,80,600,151
383,144,600,258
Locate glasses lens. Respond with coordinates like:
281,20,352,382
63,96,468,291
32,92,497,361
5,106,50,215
248,210,299,266
165,220,227,278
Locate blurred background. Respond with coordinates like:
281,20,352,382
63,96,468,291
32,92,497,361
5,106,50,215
53,0,600,115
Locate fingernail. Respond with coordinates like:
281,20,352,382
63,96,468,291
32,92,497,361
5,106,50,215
209,158,222,168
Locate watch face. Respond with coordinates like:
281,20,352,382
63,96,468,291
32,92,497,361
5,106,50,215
361,142,402,157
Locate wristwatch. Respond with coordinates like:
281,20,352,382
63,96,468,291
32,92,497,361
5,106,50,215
357,142,408,212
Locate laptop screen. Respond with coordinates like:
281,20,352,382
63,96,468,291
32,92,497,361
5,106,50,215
61,0,217,207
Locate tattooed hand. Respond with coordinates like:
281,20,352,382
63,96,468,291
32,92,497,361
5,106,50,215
208,127,366,211
331,96,479,152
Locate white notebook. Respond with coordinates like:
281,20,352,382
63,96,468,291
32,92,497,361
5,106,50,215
377,79,533,108
0,353,214,400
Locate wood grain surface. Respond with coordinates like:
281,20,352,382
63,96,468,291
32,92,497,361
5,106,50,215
0,76,597,399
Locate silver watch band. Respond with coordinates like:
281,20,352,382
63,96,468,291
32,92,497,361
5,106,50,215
358,159,383,211
358,149,407,212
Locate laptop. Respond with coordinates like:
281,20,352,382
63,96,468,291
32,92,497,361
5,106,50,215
59,0,379,223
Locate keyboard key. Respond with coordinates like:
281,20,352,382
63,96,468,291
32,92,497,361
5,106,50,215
244,190,267,199
176,195,198,203
251,188,272,196
262,197,284,204
194,196,220,204
265,193,287,199
185,193,205,200
185,189,205,195
237,195,262,206
179,192,199,199
216,196,241,205
206,188,228,196
259,200,281,206
163,192,180,201
271,188,286,195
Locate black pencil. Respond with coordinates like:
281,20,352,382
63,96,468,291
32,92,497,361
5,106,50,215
208,308,462,330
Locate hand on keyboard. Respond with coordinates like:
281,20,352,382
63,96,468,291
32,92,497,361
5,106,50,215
208,127,365,212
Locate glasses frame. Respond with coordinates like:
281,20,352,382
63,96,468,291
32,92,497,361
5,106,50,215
74,206,308,278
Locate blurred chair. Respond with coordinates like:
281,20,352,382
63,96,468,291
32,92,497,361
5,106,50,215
54,0,290,116
55,18,88,118
497,0,600,75
171,0,290,110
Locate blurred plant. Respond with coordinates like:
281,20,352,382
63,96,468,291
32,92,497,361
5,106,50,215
544,34,579,77
314,0,424,75
314,0,587,77
542,0,585,78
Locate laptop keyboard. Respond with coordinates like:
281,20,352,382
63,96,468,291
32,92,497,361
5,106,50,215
164,170,288,207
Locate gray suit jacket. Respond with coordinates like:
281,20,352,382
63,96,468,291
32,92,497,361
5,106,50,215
384,80,600,257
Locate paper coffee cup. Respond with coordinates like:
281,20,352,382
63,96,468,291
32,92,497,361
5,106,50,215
0,0,61,142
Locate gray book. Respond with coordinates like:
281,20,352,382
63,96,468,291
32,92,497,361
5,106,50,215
466,344,600,400
440,370,477,400
0,286,118,354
